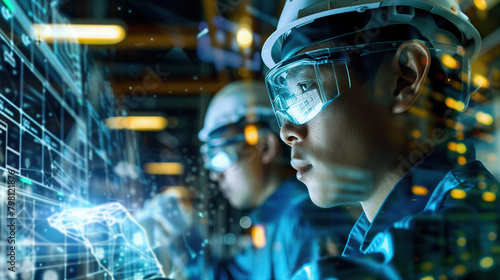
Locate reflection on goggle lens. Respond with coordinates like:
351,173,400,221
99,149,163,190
266,41,470,127
208,150,233,173
200,134,246,173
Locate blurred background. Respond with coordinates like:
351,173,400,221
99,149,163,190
0,0,499,279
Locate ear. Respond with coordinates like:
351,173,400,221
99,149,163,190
261,133,279,165
391,40,431,114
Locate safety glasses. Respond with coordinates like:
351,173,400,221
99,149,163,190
200,134,246,173
265,41,471,127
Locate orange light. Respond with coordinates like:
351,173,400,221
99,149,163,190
457,156,467,165
445,97,466,112
474,0,488,10
144,162,184,175
105,116,168,131
412,185,429,196
33,24,126,44
412,129,421,138
244,124,259,145
483,192,497,202
473,74,490,88
448,142,457,152
441,54,460,69
251,225,266,248
450,189,466,199
475,112,493,126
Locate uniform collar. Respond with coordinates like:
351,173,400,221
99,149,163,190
343,140,476,255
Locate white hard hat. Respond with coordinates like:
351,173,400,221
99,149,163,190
198,80,275,142
262,0,481,69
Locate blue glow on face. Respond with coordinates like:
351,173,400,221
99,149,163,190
211,151,232,172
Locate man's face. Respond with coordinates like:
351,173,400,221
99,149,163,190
280,48,400,207
209,141,264,209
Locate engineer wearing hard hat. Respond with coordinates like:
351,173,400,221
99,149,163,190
261,0,500,279
139,80,353,280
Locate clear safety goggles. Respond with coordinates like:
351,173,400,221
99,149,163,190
200,134,246,173
265,41,471,127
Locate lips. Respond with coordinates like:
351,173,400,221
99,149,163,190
290,158,312,181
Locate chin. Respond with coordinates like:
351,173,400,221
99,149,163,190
307,186,335,208
307,182,357,208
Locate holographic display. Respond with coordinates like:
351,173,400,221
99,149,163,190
0,1,153,279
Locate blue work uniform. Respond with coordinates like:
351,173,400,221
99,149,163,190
213,178,352,280
293,142,500,279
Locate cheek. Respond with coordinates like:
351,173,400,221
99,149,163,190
225,163,254,193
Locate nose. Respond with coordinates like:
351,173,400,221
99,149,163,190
280,121,306,146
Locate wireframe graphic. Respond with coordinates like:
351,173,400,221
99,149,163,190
0,1,149,279
48,203,165,280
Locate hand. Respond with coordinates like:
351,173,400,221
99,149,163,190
48,202,165,280
136,189,194,248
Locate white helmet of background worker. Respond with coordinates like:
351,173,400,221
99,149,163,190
198,80,281,209
262,0,482,127
199,80,275,143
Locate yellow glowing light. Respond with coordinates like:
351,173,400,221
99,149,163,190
455,122,464,131
251,224,266,248
441,54,460,69
412,129,421,138
480,256,494,269
236,26,253,49
473,74,490,88
445,97,466,111
488,232,497,241
105,116,168,131
456,143,467,154
475,112,493,126
412,185,429,196
457,237,467,247
244,124,259,145
457,156,467,165
482,192,497,202
33,24,126,44
474,0,488,10
450,189,466,199
144,162,184,175
453,264,466,276
420,276,434,280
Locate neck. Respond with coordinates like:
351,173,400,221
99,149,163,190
360,157,409,223
253,165,283,207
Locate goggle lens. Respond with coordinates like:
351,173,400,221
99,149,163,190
267,58,350,127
